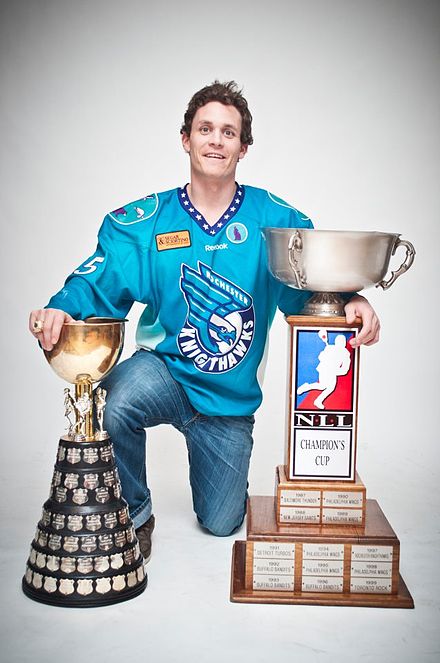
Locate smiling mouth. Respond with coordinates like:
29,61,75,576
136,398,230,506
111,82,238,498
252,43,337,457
205,153,225,159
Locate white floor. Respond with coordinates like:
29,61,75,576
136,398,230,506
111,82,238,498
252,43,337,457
2,419,439,663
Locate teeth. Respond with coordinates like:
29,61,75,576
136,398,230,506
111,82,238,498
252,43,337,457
206,154,224,159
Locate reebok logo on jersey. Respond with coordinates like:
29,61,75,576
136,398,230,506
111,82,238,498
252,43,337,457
177,261,255,373
204,243,228,252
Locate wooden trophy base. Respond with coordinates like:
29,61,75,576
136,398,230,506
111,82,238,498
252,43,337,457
231,541,414,608
230,496,414,608
276,465,367,526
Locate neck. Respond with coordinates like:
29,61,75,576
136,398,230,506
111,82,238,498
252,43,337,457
187,175,237,224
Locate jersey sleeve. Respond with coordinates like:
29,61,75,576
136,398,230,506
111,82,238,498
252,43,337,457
46,211,154,320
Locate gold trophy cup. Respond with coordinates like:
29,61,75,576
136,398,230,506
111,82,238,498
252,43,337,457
22,318,148,607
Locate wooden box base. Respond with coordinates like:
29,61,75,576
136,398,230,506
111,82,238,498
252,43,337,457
231,540,414,608
276,465,367,526
240,496,413,603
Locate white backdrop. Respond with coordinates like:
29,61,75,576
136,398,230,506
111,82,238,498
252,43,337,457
1,1,439,662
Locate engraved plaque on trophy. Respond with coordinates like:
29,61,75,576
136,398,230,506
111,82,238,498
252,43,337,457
275,465,366,526
23,318,148,607
230,227,415,607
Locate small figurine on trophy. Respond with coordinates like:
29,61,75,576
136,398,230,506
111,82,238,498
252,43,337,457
63,388,76,438
94,387,108,441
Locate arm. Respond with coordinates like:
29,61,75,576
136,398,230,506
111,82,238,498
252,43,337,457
344,294,380,347
29,218,139,350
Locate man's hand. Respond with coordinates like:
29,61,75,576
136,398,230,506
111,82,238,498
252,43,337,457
344,295,380,347
29,308,76,351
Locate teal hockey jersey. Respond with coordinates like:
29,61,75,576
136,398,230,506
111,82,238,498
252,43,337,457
47,184,313,416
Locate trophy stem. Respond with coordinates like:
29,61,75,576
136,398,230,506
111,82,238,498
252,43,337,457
301,292,346,317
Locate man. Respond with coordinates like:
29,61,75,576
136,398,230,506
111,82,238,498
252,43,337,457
29,81,380,559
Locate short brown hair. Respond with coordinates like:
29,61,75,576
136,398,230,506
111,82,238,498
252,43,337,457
181,80,253,146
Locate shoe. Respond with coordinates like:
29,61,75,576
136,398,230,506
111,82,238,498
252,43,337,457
135,514,155,562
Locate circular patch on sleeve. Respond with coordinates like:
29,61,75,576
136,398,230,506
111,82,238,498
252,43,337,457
109,194,159,225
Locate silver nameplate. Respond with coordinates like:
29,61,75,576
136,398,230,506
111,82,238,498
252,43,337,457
253,575,294,591
64,473,79,489
350,578,392,594
351,545,393,562
83,448,99,464
280,489,320,506
253,542,295,560
302,543,344,560
302,577,343,593
302,559,344,576
323,490,363,507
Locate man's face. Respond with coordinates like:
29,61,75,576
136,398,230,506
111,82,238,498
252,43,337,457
182,101,248,182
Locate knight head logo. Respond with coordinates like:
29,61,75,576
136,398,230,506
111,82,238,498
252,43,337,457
178,262,255,373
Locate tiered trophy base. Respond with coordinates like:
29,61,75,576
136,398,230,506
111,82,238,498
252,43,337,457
230,496,413,608
22,436,147,608
21,573,147,608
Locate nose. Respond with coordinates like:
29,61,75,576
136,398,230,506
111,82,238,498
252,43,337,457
209,128,223,147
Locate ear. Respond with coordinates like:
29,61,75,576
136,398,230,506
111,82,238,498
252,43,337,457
238,144,248,161
181,132,190,154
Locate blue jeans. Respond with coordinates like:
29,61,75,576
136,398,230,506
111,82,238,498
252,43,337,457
100,350,255,536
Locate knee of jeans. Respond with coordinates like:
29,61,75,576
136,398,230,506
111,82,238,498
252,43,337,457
102,396,137,434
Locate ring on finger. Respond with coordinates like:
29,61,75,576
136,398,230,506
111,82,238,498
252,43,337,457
33,320,44,333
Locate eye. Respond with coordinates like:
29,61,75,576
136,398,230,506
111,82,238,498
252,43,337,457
200,126,210,134
224,129,235,137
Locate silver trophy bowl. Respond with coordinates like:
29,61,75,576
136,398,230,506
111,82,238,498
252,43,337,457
263,228,415,316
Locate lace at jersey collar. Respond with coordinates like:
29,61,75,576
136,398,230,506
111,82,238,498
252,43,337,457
177,183,245,237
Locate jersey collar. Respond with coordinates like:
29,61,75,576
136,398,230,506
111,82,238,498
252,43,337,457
177,183,245,237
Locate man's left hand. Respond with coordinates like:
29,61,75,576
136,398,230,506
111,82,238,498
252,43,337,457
344,294,380,347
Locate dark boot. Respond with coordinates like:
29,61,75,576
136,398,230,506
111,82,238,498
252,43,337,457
135,515,155,562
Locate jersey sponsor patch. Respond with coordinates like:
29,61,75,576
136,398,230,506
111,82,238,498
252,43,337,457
177,261,255,373
156,230,191,251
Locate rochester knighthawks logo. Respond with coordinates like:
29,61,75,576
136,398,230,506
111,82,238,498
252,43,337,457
177,262,255,373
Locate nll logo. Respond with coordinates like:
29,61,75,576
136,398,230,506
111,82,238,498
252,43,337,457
177,262,255,373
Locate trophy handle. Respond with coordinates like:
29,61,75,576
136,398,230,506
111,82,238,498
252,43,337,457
377,238,416,291
288,231,307,289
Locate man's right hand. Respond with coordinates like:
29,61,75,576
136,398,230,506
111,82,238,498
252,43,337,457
29,308,75,351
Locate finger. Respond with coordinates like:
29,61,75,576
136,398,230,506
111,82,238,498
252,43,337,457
51,311,74,346
364,324,381,346
40,309,56,350
29,309,46,338
42,309,72,350
354,316,380,347
344,305,356,325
